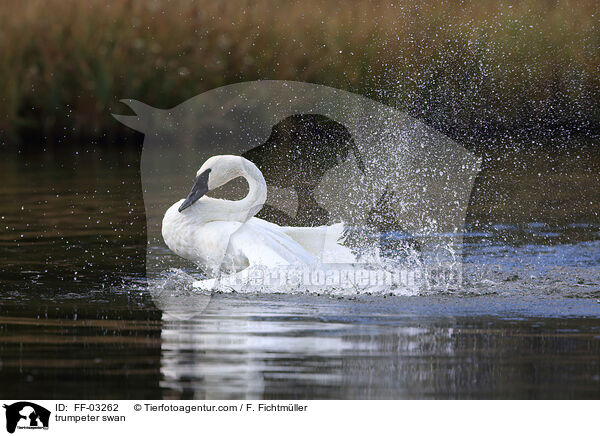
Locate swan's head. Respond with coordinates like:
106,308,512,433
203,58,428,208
178,155,264,212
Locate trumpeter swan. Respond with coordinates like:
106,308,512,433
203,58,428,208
162,155,354,290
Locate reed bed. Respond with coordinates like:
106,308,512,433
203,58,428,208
0,0,598,144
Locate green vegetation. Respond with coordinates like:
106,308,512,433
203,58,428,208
1,0,598,144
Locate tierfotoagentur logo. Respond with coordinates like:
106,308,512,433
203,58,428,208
113,80,480,318
208,264,461,291
3,402,50,434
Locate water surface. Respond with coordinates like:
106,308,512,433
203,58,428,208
1,143,599,399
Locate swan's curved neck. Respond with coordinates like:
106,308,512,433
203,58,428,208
205,163,267,221
235,168,267,219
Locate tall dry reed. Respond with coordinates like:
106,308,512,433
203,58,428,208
0,0,598,144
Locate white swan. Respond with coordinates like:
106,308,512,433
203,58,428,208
162,155,355,289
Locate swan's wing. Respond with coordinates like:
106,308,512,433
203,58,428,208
191,221,244,274
279,222,356,263
162,203,244,275
226,219,315,267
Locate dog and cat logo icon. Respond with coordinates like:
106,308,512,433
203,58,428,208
3,402,50,433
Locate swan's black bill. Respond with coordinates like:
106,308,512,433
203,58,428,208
178,168,211,212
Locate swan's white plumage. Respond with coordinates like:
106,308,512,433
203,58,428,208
161,155,354,285
280,222,355,263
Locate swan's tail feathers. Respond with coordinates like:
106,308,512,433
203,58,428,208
323,222,347,245
321,223,356,263
281,222,355,263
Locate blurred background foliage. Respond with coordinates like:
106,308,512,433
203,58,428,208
0,0,598,146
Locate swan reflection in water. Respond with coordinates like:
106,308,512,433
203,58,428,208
155,292,459,400
156,291,600,400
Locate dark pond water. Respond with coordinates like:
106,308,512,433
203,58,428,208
1,141,599,399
